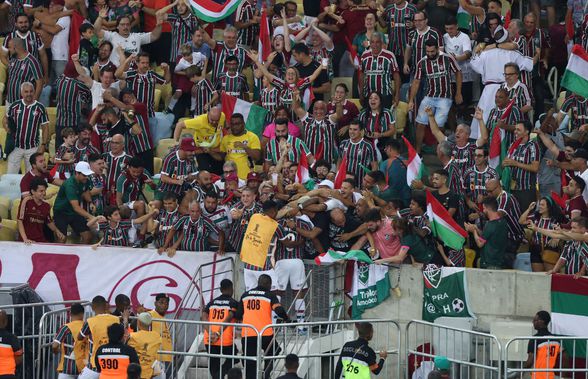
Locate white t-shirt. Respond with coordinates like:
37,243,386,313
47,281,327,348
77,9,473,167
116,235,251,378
443,31,472,82
580,168,588,202
91,80,122,110
51,16,71,61
174,52,206,72
102,30,152,66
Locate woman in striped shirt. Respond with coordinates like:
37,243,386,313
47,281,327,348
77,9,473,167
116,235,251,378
520,197,565,272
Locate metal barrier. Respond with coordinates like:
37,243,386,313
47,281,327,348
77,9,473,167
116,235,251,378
503,335,588,379
406,320,502,379
35,302,93,379
260,319,402,379
0,300,89,379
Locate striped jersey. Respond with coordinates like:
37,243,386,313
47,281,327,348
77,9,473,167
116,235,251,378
7,53,43,103
235,0,259,48
55,75,91,127
462,165,498,203
2,30,44,60
154,208,181,248
54,322,82,375
127,102,153,154
469,14,486,40
227,202,261,252
339,138,377,184
513,35,532,88
496,190,525,242
310,46,334,80
265,135,310,165
158,149,198,195
530,217,558,246
450,141,476,172
270,76,311,109
192,78,215,116
215,72,249,99
302,114,338,163
360,48,399,96
125,70,166,117
55,144,75,175
243,223,286,271
202,205,230,241
166,13,200,62
260,86,280,118
277,217,312,260
414,52,460,99
116,170,151,203
486,105,523,148
509,139,539,191
560,240,588,275
103,151,132,193
174,215,220,251
500,81,532,112
84,173,106,215
383,1,418,55
408,27,443,70
7,100,48,149
560,95,588,131
74,142,100,163
98,220,133,246
211,42,249,80
444,159,464,195
358,108,395,135
524,28,550,76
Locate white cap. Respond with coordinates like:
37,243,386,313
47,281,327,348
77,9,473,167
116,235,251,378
75,161,93,176
318,179,334,189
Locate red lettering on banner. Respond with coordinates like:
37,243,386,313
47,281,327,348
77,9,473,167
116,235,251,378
130,276,183,314
28,253,81,300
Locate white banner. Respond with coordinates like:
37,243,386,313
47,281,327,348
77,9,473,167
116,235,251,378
0,242,234,313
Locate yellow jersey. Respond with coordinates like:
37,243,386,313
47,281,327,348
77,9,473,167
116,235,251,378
128,330,162,379
148,310,172,362
219,131,261,179
81,314,120,368
184,113,225,148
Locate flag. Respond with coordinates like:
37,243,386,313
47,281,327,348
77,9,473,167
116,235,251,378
488,98,516,174
456,5,471,30
69,12,86,56
221,93,268,137
350,261,390,319
561,45,588,98
296,151,310,184
422,265,475,322
426,190,468,251
551,274,588,357
344,36,360,68
298,79,315,111
334,153,347,189
550,191,567,210
186,0,241,22
314,249,374,265
500,137,523,192
402,136,423,186
258,8,271,63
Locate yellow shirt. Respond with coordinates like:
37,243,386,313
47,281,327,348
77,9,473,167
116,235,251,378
84,314,120,368
148,310,172,362
220,131,261,179
128,330,162,379
184,113,225,149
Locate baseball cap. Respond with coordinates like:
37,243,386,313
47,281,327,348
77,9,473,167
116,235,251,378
318,179,334,189
225,172,239,182
434,356,451,370
180,137,196,152
75,161,93,176
247,172,262,182
137,312,152,326
573,148,588,160
492,26,509,43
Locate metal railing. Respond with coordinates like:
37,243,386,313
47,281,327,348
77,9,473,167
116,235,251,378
503,335,588,379
406,319,503,379
0,300,89,379
35,302,93,379
260,319,402,379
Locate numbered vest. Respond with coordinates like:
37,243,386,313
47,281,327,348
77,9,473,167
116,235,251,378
341,358,371,379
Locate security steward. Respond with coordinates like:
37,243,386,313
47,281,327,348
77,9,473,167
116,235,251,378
334,322,387,379
94,323,139,378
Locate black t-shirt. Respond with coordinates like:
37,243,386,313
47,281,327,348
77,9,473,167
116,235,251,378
294,60,329,101
328,215,362,251
310,211,331,257
109,119,132,137
94,342,139,374
433,191,459,213
276,373,303,379
527,329,557,354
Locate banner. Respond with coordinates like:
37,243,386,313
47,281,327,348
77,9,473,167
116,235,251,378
0,242,233,313
422,265,475,322
350,261,390,319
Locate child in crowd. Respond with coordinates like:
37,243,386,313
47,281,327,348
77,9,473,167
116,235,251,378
88,205,157,248
78,23,98,71
187,65,215,116
53,128,77,179
168,44,206,113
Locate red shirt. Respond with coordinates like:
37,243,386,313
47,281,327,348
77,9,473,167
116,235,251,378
327,99,359,129
17,197,52,242
143,0,172,32
20,170,55,197
342,7,374,42
567,195,588,218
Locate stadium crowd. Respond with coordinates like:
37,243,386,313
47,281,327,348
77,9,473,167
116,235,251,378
1,0,588,376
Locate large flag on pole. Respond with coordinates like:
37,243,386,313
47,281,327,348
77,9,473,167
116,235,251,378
551,274,588,357
221,93,268,137
426,190,467,251
402,136,423,186
186,0,241,22
561,45,588,98
488,98,516,174
258,7,271,63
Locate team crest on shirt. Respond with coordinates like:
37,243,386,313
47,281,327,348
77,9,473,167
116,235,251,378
384,234,391,240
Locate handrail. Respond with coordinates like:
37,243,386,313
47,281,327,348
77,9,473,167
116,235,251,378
0,300,88,310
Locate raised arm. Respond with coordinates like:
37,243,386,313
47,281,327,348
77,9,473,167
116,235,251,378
311,23,334,50
474,107,489,146
115,53,135,79
424,106,446,143
247,50,277,83
93,6,108,39
458,0,485,16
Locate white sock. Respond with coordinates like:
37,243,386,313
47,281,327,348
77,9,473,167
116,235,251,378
295,299,305,324
168,96,178,111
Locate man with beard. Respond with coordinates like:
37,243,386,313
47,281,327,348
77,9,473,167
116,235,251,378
264,118,313,170
5,37,43,104
328,208,363,252
216,113,261,180
188,170,218,204
155,138,198,210
484,88,524,149
338,120,378,186
1,13,49,83
103,134,132,206
293,96,339,165
93,41,117,74
202,191,231,245
84,153,107,216
20,152,62,197
74,123,101,162
201,25,251,80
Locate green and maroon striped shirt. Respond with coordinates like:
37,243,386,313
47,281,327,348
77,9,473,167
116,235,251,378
415,52,460,99
103,151,132,193
408,27,443,71
174,215,220,251
339,138,376,184
125,70,166,117
192,78,215,116
360,48,399,97
265,135,310,165
7,53,42,104
2,30,44,60
509,139,539,191
302,114,337,164
166,13,200,62
98,220,133,246
155,208,181,248
486,105,523,148
127,102,154,154
215,72,249,99
560,240,588,275
383,2,418,55
560,95,588,131
158,149,197,195
55,75,91,127
211,42,249,80
235,0,259,48
227,202,261,252
358,108,395,135
7,100,48,149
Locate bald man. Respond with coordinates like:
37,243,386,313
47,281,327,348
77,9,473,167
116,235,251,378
0,310,23,378
293,98,340,165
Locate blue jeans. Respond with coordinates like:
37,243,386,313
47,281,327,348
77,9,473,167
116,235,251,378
150,113,175,146
416,96,453,128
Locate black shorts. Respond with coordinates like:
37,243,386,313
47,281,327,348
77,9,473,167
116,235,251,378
55,212,90,235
